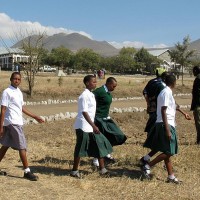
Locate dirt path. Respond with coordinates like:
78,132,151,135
25,96,192,116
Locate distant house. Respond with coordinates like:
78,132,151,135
0,47,29,70
147,49,175,71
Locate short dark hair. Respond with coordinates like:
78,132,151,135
106,77,117,84
165,74,176,86
10,72,21,80
193,66,200,75
83,74,95,85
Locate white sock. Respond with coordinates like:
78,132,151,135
24,168,31,173
106,154,111,158
144,155,151,161
100,168,107,174
71,170,79,175
93,158,99,167
168,174,175,180
144,164,151,174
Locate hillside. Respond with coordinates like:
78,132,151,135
12,33,119,57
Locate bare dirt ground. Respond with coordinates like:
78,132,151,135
0,72,199,200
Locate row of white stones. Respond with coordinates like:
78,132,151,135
24,93,192,106
24,104,191,125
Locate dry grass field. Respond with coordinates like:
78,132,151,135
0,71,199,200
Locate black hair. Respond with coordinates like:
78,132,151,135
106,77,117,84
10,72,21,81
83,74,96,85
193,66,200,76
165,74,176,86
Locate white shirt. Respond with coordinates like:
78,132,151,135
156,86,176,127
1,85,24,126
74,89,96,132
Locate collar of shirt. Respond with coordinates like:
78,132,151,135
103,85,109,93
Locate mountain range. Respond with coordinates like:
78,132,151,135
12,33,200,56
12,33,120,57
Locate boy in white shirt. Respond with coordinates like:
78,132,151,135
0,72,44,181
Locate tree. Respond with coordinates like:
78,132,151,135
74,48,101,72
119,47,136,57
134,48,159,74
49,46,72,69
169,35,196,86
13,31,47,96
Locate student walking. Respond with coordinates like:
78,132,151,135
0,72,44,181
140,69,167,165
142,74,191,184
71,75,112,178
191,66,200,145
92,77,127,167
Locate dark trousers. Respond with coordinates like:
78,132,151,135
193,107,200,144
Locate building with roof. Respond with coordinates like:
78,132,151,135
0,47,29,70
148,48,183,73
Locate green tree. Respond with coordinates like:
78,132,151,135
169,35,196,86
74,48,101,72
134,48,159,74
119,47,136,57
49,46,72,69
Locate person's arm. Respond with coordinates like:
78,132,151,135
161,106,171,140
0,106,6,137
82,112,100,134
176,103,191,120
22,106,45,123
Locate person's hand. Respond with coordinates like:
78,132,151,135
92,125,100,134
0,127,4,138
166,130,171,140
185,113,192,120
35,116,45,123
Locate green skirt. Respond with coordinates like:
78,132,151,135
143,122,178,155
95,117,127,146
74,129,113,158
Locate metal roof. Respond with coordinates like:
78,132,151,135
148,49,170,57
0,47,24,55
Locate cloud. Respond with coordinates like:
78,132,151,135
109,41,168,49
0,13,92,40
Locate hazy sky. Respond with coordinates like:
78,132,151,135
1,0,200,48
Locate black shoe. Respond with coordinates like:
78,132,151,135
70,171,81,179
166,177,182,184
24,172,38,181
141,165,151,180
0,170,7,176
140,157,149,166
104,156,116,164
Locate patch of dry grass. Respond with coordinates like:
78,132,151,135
0,111,199,200
0,71,198,199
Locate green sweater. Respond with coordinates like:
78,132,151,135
93,86,112,118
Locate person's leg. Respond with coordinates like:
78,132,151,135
70,156,81,178
98,157,108,175
193,108,200,144
19,149,28,169
0,146,9,161
72,157,80,171
19,149,38,181
141,150,158,165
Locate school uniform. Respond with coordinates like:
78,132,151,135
93,85,127,146
0,85,27,150
73,89,112,158
191,74,200,144
143,77,165,133
144,86,178,155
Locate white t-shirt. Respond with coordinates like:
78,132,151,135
156,86,176,127
1,85,24,126
74,89,96,132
